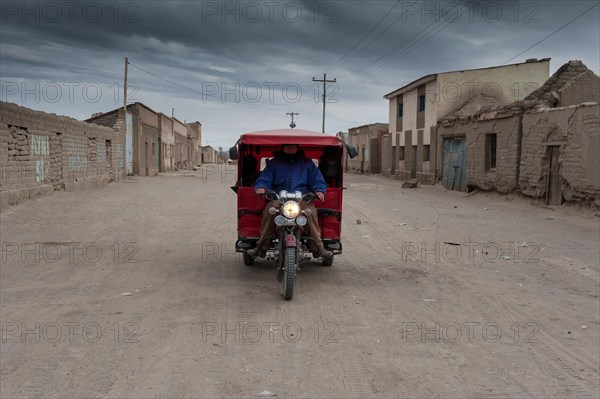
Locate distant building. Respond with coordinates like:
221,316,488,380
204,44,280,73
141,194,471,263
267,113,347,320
158,113,175,172
88,103,203,175
200,145,218,163
383,58,551,184
187,122,202,166
87,102,160,176
346,123,388,174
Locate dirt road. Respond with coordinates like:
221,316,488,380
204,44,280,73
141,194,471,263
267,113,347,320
1,166,598,398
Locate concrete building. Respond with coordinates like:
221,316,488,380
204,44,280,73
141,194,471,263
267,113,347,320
437,60,599,206
346,123,388,174
383,58,551,184
87,102,160,176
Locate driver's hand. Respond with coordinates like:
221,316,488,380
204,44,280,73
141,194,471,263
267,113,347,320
316,191,325,201
256,188,266,195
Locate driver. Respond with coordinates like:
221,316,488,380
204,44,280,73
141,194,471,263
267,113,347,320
247,143,333,259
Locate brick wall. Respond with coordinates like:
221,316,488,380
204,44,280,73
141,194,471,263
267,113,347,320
416,172,436,185
439,111,522,193
0,102,125,209
346,124,388,174
519,103,599,204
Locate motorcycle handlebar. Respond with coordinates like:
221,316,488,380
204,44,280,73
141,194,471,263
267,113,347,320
263,189,279,201
260,190,319,203
302,192,317,204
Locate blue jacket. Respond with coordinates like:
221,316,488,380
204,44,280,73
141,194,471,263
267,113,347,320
254,152,327,195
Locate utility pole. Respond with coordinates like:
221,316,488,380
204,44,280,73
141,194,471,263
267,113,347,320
123,57,128,113
312,73,336,133
286,111,299,129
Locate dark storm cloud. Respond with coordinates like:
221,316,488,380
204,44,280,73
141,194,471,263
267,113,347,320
1,0,598,147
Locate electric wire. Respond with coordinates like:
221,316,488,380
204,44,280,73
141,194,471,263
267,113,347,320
324,0,401,73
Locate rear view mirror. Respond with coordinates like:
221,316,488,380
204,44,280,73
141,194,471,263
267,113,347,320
346,145,358,159
229,146,238,160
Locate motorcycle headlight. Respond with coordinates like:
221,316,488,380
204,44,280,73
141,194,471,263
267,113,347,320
282,201,300,218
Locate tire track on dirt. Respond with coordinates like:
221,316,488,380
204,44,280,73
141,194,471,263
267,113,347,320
344,197,599,397
339,200,467,396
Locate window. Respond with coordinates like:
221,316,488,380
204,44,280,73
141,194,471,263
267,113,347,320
418,95,426,112
398,103,403,117
423,145,430,162
152,142,155,156
485,133,497,171
398,146,405,161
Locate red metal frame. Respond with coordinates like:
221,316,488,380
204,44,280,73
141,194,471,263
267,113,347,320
235,129,344,241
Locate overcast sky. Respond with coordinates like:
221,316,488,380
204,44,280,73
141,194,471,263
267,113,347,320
1,0,598,148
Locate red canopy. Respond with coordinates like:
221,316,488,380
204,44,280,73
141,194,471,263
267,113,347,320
239,129,341,146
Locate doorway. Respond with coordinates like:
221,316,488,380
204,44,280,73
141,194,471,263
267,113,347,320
546,145,563,205
144,141,148,176
442,137,467,191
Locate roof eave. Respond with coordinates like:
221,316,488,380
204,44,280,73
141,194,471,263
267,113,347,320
384,74,437,99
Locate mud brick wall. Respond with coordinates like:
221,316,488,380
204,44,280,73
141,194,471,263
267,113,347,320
393,169,412,181
519,103,600,204
438,112,522,193
86,109,127,180
416,172,436,185
0,101,125,209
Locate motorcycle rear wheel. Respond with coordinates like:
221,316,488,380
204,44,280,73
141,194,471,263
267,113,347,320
243,253,254,266
322,255,334,267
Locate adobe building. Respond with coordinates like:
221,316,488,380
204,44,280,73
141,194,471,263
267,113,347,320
519,61,599,205
346,123,388,174
200,145,218,163
172,117,189,170
437,60,599,206
87,102,160,176
383,58,551,184
1,101,126,209
186,121,202,166
158,113,175,172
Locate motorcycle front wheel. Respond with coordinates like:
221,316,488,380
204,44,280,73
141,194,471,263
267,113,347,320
282,247,297,300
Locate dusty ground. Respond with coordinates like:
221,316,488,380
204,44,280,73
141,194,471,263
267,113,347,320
1,166,599,398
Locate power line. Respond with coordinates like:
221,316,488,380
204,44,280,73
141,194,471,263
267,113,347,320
345,1,598,93
346,19,443,85
128,61,210,97
342,17,452,90
330,1,417,74
500,1,599,67
127,61,285,108
339,3,460,89
464,1,600,84
324,0,400,74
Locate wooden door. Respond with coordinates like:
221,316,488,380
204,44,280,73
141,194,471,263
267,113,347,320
546,146,562,205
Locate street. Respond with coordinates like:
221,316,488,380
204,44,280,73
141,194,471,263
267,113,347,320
1,165,599,398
